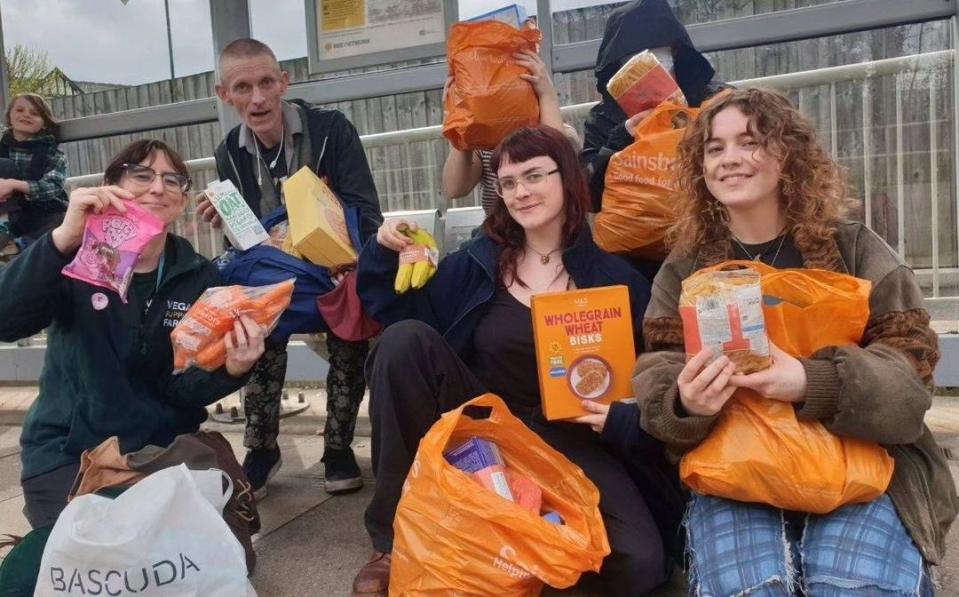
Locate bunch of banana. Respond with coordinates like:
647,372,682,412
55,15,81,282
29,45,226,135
394,227,439,293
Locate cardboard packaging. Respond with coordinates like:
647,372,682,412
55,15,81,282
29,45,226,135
445,437,513,501
204,179,269,250
531,286,636,420
468,4,528,27
283,166,357,267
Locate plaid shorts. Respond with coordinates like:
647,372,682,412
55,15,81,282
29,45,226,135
686,494,932,596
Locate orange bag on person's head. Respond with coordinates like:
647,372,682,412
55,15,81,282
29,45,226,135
170,279,294,372
390,394,609,596
680,261,896,514
594,103,697,259
443,21,542,151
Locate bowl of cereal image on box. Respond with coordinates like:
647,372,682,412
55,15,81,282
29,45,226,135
567,355,612,400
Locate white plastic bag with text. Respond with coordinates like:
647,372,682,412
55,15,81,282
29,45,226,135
35,464,255,596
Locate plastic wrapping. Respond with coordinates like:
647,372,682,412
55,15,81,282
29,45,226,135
171,280,294,372
680,261,895,514
443,21,542,151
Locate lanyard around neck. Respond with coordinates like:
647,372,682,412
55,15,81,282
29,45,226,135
154,251,166,294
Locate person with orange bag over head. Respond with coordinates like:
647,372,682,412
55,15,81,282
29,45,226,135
442,18,579,220
352,126,674,596
633,88,958,595
582,0,729,283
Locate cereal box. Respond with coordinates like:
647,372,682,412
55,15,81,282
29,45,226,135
531,286,636,420
204,179,269,250
444,437,513,501
678,267,771,374
283,166,357,267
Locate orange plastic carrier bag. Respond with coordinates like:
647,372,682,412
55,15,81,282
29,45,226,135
170,279,293,372
594,103,697,259
680,261,895,514
390,394,609,596
443,21,542,151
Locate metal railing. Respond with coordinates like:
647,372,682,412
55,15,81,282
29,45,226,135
64,50,959,318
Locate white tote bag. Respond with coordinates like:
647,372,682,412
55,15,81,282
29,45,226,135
35,464,256,596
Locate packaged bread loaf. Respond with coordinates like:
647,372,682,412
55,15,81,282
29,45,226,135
606,50,686,117
678,267,771,374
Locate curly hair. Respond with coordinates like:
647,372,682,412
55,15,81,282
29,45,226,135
668,87,855,259
484,125,589,287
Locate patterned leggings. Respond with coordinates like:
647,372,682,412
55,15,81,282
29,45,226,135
243,335,369,451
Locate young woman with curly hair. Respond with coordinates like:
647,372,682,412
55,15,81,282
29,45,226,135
634,88,958,595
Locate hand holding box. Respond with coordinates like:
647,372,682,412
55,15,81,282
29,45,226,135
204,180,269,250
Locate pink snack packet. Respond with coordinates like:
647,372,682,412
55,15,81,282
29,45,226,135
61,201,165,303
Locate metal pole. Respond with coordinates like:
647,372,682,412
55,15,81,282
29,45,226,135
0,6,10,110
164,0,176,101
930,71,940,297
209,0,251,136
537,0,554,72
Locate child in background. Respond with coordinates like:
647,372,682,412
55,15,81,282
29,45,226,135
0,93,68,262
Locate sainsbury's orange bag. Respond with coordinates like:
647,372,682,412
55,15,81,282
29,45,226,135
680,261,895,514
171,279,294,372
594,103,697,259
443,21,542,151
390,394,609,596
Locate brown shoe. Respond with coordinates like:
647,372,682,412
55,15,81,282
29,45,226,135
352,551,391,596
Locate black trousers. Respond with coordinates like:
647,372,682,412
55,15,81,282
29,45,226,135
364,320,668,596
21,462,80,529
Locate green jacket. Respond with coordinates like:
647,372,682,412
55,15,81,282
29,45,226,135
635,221,959,565
0,232,248,481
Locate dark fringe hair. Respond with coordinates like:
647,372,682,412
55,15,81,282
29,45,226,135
484,125,589,288
103,139,191,191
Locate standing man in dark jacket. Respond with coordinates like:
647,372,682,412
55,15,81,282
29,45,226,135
199,38,383,499
582,0,724,212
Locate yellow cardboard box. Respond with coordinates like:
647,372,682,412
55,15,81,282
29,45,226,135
531,286,636,420
283,166,357,267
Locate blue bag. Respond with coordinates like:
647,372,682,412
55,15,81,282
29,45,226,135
215,206,363,341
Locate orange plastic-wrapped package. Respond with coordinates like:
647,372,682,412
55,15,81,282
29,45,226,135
443,21,542,151
390,394,609,596
679,267,771,374
606,50,687,117
594,103,697,259
680,261,895,514
171,279,294,372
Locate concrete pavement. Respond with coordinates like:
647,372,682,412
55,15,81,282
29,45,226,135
0,389,957,596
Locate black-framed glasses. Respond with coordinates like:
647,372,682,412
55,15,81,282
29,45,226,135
494,168,559,197
122,163,191,193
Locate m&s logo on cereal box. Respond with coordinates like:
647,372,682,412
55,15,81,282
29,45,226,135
531,286,636,420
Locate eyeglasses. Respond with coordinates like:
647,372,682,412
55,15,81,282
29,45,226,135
122,163,191,193
494,168,559,197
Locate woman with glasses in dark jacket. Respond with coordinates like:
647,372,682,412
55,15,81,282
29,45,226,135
0,139,265,529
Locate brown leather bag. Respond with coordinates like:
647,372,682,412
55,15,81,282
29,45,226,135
69,431,261,574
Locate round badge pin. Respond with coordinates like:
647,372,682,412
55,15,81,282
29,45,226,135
91,292,109,311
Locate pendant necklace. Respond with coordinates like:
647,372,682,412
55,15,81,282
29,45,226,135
526,246,561,265
731,233,787,267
